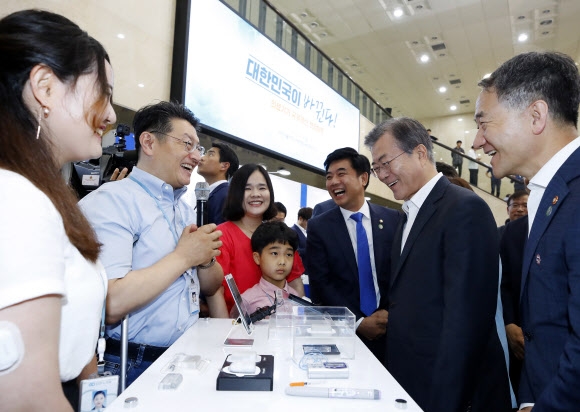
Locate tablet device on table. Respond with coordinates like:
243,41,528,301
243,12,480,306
225,274,254,335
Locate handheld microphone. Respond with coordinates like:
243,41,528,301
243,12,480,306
195,182,210,226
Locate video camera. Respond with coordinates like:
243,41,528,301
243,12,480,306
71,124,137,199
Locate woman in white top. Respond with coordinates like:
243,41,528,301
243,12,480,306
0,10,116,411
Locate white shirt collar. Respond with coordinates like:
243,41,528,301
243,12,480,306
208,179,228,194
528,136,580,190
340,200,371,221
296,224,307,236
526,136,580,234
402,172,443,216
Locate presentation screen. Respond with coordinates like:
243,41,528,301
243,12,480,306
184,0,360,171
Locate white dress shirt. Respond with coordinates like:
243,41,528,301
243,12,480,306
401,173,443,252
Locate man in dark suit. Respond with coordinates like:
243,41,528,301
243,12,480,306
500,215,527,403
497,191,529,239
312,198,334,217
306,148,399,366
291,207,312,260
197,142,239,224
364,117,511,412
474,51,580,411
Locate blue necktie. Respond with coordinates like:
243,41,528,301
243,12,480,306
350,212,377,316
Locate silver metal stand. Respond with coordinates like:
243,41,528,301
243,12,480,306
120,315,129,392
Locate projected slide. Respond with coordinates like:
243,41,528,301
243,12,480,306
184,0,360,171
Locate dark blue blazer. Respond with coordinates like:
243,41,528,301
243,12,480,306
499,215,528,399
312,198,335,217
306,202,399,317
519,146,580,409
388,177,511,412
291,224,307,259
305,202,400,364
207,182,228,225
500,215,528,327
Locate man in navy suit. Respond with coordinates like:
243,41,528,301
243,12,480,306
306,148,399,365
291,207,311,260
500,214,528,403
197,142,239,224
474,51,580,411
312,198,334,217
365,117,511,411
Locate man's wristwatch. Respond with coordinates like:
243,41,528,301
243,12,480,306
197,257,216,269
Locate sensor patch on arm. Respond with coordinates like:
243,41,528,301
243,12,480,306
0,321,25,375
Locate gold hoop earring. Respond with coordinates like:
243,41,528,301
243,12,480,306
36,106,50,139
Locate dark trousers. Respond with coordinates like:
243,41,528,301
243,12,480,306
454,162,463,177
469,168,479,186
491,178,501,197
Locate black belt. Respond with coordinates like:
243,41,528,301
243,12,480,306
106,338,168,363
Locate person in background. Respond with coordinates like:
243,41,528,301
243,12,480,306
365,117,511,411
474,51,580,410
436,161,459,178
80,101,224,386
426,128,438,141
306,147,400,366
498,190,529,238
486,167,501,197
237,221,304,316
272,201,287,222
0,9,116,411
499,194,529,403
451,139,465,176
197,142,239,225
291,207,312,260
510,174,527,192
312,198,335,216
209,164,305,317
468,145,481,185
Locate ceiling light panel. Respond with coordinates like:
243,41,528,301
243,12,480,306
405,0,431,16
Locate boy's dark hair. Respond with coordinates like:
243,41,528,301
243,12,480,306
251,221,298,254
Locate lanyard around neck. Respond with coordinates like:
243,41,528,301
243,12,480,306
129,175,183,245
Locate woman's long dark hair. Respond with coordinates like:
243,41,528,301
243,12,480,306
222,164,277,222
0,10,112,262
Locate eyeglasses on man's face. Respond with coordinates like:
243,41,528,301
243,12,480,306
371,151,406,178
150,130,205,155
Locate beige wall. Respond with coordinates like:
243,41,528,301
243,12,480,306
2,0,176,111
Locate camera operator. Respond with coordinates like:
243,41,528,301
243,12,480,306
70,124,135,198
79,101,224,385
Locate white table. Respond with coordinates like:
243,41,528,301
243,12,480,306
106,318,422,411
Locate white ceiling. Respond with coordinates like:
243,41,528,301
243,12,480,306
268,0,580,121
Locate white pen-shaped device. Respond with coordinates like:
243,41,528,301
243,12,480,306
285,386,381,400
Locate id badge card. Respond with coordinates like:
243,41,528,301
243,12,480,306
187,270,200,315
78,374,119,412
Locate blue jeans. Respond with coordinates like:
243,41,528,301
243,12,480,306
104,351,154,388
